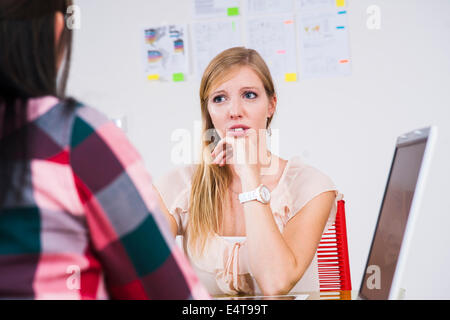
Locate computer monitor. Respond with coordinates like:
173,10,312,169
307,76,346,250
359,126,437,300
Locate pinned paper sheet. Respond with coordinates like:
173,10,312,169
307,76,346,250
192,20,243,78
246,14,298,80
285,73,297,82
247,0,294,16
296,1,351,79
143,24,189,81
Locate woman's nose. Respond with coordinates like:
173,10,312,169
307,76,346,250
229,98,243,119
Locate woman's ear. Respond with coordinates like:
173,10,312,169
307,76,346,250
268,94,277,118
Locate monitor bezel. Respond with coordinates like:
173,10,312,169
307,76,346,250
358,126,437,300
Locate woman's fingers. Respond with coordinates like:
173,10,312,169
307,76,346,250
219,147,233,166
211,136,234,159
210,131,257,166
212,145,233,166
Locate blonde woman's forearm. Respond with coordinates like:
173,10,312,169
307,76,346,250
241,178,302,295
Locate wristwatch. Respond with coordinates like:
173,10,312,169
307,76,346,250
238,184,271,204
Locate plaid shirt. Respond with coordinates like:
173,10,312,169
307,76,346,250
0,96,210,300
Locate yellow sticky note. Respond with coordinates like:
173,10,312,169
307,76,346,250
147,74,159,80
336,0,345,7
285,73,297,82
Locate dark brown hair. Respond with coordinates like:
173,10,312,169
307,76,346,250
0,0,74,205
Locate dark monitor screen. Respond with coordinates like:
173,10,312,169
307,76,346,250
359,138,427,300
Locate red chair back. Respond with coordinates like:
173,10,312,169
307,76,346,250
317,200,352,291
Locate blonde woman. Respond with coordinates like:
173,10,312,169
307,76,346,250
154,47,343,296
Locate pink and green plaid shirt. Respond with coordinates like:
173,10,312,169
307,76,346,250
0,96,209,300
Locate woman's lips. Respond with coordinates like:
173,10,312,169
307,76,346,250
226,127,248,137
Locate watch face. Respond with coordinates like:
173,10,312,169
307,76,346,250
260,186,271,203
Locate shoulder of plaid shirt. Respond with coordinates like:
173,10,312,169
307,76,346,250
4,96,210,300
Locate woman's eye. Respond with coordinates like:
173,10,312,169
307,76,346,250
212,95,226,103
244,91,257,99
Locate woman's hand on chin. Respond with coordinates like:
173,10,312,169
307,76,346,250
210,128,261,185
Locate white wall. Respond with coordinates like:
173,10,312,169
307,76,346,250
67,0,450,299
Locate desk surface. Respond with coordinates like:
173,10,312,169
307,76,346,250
214,290,358,300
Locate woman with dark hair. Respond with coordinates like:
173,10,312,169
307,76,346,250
0,0,209,299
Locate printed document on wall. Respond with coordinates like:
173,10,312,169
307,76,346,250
246,0,294,16
192,19,243,78
247,15,298,81
143,25,189,82
297,0,351,79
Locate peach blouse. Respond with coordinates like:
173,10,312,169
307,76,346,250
154,157,343,295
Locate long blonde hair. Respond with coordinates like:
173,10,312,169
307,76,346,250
187,47,276,257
